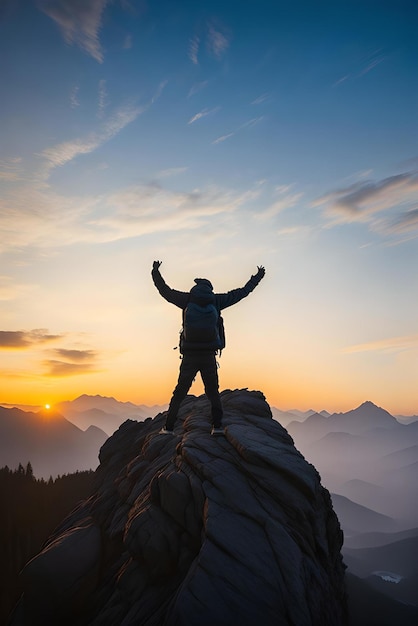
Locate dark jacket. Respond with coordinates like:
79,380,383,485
151,267,263,311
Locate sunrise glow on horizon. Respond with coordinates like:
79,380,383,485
1,1,417,416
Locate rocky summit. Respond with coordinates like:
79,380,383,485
11,389,346,626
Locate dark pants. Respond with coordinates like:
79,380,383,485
165,352,223,430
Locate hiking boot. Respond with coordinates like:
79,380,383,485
211,426,225,436
159,427,175,435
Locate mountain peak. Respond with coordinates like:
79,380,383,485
330,400,397,434
13,389,346,625
75,393,117,402
358,400,379,409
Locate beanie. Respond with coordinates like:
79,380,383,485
194,278,213,290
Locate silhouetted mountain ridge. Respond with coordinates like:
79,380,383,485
344,526,418,549
271,407,330,426
284,396,418,620
395,413,418,425
330,494,399,535
288,403,418,513
0,405,107,479
57,393,144,415
330,401,398,433
55,394,167,435
288,401,399,438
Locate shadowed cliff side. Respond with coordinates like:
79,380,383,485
10,389,346,626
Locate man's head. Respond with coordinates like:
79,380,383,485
194,278,213,291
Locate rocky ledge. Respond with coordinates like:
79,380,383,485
11,389,346,626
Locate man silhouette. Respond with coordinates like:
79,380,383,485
152,261,265,435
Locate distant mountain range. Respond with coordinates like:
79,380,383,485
272,398,418,614
270,407,330,426
394,413,418,425
0,395,168,479
3,395,168,436
281,401,418,527
272,401,418,428
272,400,418,614
330,494,400,535
0,405,107,479
56,395,167,435
287,400,400,436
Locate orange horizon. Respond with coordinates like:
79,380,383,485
1,383,416,417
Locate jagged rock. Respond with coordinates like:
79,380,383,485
11,389,347,626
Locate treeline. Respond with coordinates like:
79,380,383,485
0,464,95,624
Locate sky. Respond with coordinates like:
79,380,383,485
1,0,417,414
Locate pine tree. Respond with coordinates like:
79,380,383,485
25,462,34,480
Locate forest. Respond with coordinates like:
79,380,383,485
0,464,95,624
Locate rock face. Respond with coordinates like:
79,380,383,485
11,389,347,626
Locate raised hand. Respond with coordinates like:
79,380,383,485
153,260,162,271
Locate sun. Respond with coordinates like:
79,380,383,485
45,404,51,410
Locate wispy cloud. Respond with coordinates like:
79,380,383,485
39,102,144,176
212,133,234,145
0,339,101,379
188,107,220,125
212,116,263,145
38,0,110,63
42,359,99,377
276,226,305,236
120,0,140,15
0,329,61,349
188,35,200,65
0,157,22,181
42,346,100,377
388,208,418,234
314,171,418,240
151,80,168,104
333,49,387,87
358,51,386,77
188,81,208,98
157,167,188,178
20,83,165,182
315,174,414,217
206,21,230,59
189,20,230,66
239,117,263,130
333,75,349,87
70,85,80,108
0,180,258,252
50,348,98,361
98,79,108,118
344,334,418,354
251,93,269,105
0,183,95,253
93,184,258,240
257,191,303,221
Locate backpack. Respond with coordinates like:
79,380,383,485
179,302,226,354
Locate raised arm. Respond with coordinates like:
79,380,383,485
215,266,265,310
151,261,190,309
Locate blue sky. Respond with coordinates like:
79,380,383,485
1,0,417,413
